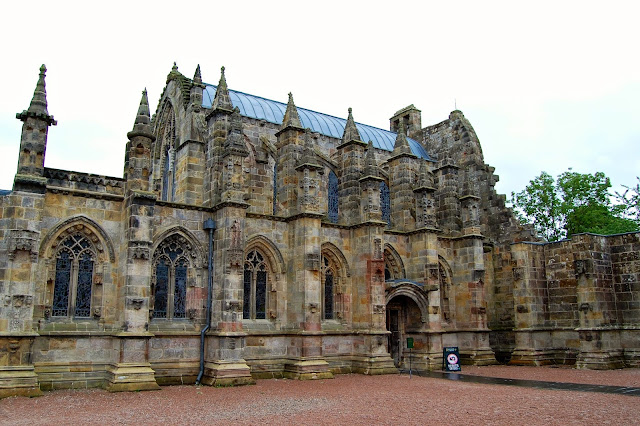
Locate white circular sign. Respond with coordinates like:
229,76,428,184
447,353,459,365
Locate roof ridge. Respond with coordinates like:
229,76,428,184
204,83,403,137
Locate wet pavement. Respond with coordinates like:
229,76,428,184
401,369,640,397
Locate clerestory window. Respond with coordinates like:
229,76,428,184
52,234,95,318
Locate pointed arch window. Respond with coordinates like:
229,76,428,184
380,181,391,227
243,250,268,320
321,255,335,320
52,234,95,318
328,170,339,223
152,236,191,319
157,103,176,202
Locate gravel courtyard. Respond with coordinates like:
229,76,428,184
1,366,638,425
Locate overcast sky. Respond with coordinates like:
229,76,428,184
1,0,638,199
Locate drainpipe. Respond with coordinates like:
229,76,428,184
196,218,216,385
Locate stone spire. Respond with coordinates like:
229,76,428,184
391,122,413,157
281,92,302,129
17,64,56,125
193,64,202,85
342,107,361,143
127,89,154,139
363,141,380,178
212,66,233,111
417,160,434,189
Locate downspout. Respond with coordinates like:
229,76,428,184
196,218,216,385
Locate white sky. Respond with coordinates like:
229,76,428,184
1,0,638,198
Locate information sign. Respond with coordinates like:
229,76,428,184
443,346,461,371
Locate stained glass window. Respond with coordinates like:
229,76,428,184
380,181,391,227
152,235,191,320
328,171,339,223
52,234,95,318
243,250,269,320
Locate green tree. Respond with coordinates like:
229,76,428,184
615,176,640,225
510,171,639,241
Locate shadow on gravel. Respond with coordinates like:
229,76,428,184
399,369,640,397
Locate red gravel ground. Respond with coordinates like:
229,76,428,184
0,367,637,425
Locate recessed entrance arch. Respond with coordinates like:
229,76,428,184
385,284,429,368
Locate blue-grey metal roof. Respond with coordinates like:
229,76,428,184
203,84,431,160
0,190,11,196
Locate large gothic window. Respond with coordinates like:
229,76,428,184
380,181,391,227
243,250,268,320
52,234,95,318
328,171,339,223
152,236,191,319
321,255,336,320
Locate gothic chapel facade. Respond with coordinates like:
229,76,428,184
0,64,638,397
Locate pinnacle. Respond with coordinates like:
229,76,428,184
212,65,233,111
392,122,413,156
342,107,361,143
28,64,49,115
17,64,56,125
281,92,302,129
134,88,151,126
363,141,380,178
172,62,178,72
128,88,153,139
193,64,202,83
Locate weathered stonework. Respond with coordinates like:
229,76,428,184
0,64,638,398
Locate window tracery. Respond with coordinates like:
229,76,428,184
321,255,335,320
52,234,96,318
152,235,192,319
243,250,268,320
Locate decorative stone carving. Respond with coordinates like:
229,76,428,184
373,304,386,314
373,238,382,260
306,253,321,271
309,303,318,314
225,300,242,312
512,267,523,281
129,241,150,260
93,307,102,318
127,297,145,310
230,219,242,250
8,229,39,261
575,259,593,276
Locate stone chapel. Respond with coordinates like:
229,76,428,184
0,64,638,397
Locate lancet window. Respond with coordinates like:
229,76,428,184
52,234,96,318
321,255,336,320
152,235,191,319
243,250,268,320
157,103,176,201
380,181,391,227
328,171,339,223
272,164,278,215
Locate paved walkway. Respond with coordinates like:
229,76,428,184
404,369,640,396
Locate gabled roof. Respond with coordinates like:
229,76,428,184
202,84,432,160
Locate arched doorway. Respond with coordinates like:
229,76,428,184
385,292,426,368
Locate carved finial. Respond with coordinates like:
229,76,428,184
17,64,56,125
212,65,233,111
172,62,178,72
392,121,413,156
342,107,361,143
281,92,302,129
193,64,202,83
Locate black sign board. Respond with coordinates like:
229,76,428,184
406,337,414,349
443,347,461,371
